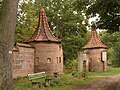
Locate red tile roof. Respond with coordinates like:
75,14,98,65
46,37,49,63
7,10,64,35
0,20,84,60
13,43,33,52
27,7,60,42
83,27,107,49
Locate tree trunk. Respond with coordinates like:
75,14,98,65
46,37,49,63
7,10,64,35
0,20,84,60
0,0,19,90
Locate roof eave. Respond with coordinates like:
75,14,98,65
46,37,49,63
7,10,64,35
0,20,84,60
83,46,108,49
27,39,61,43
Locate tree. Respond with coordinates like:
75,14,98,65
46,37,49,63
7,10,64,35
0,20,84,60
0,0,19,90
112,42,120,66
100,31,120,66
16,0,90,60
87,0,120,33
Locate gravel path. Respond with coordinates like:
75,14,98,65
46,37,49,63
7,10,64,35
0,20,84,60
73,74,120,90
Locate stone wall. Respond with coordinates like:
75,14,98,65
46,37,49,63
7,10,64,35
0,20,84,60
84,48,107,71
12,43,34,78
12,42,63,77
78,48,107,72
78,52,89,72
30,42,63,74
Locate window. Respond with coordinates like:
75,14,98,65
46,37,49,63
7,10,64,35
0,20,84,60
57,57,58,64
47,58,51,63
101,50,107,62
59,45,62,51
59,57,61,63
57,57,61,64
36,57,39,65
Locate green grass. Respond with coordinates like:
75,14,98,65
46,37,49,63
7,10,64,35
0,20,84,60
87,67,120,77
14,67,120,90
116,84,120,90
14,74,94,90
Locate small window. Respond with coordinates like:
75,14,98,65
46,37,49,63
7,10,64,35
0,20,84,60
59,57,61,63
57,57,58,64
59,45,62,51
59,45,61,49
47,58,51,63
36,57,39,65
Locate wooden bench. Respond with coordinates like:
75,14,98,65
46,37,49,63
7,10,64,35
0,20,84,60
28,72,47,88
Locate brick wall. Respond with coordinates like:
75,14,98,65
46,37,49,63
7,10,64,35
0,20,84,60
12,42,63,77
30,42,63,74
85,48,107,71
78,52,89,72
12,44,34,78
78,48,107,72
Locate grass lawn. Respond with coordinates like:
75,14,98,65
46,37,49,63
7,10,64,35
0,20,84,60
87,67,120,77
14,74,94,90
117,85,120,90
14,67,120,90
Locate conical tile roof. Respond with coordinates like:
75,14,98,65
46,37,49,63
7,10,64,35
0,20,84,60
83,27,107,49
27,7,60,42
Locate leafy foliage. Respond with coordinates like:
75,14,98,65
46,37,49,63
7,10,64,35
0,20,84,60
16,0,38,43
112,42,120,66
100,31,120,66
65,59,78,72
87,0,120,33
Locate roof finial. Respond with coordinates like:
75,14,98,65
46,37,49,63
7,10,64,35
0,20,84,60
40,7,45,13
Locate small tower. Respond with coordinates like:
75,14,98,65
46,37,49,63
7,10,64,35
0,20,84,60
82,26,107,72
27,7,63,74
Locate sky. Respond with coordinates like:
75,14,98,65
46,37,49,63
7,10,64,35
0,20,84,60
88,14,104,32
89,14,99,25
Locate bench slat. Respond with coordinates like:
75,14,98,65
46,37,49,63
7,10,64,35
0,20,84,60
28,72,47,81
28,72,45,76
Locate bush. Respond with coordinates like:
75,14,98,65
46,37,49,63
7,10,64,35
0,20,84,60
64,59,78,73
111,42,120,66
100,31,120,66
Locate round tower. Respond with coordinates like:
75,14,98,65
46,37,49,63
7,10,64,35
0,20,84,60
83,26,107,71
27,7,63,74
